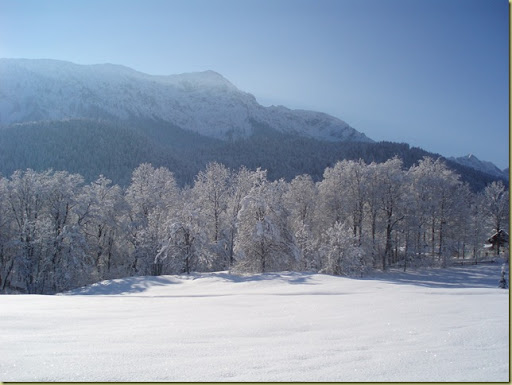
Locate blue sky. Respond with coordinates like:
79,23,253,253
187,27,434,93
0,0,509,168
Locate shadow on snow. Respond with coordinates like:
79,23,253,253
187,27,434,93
63,263,507,295
63,271,320,296
367,261,507,289
63,275,178,295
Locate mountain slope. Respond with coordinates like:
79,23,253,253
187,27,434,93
450,154,509,180
0,119,193,185
0,58,506,191
0,58,371,143
0,118,505,191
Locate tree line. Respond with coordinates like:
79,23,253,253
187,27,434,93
0,156,508,294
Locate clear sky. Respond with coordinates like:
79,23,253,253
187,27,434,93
0,0,509,169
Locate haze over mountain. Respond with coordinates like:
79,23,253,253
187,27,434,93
0,58,370,143
0,58,506,190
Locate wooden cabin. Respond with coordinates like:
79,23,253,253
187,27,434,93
485,229,509,256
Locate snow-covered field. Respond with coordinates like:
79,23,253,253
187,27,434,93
1,263,509,382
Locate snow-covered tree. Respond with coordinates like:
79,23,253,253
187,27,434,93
0,169,95,293
0,176,17,292
467,193,488,263
284,174,317,229
125,163,179,274
364,161,383,265
192,162,230,243
191,162,232,268
3,169,49,292
443,182,473,262
284,174,318,270
339,160,368,242
154,220,201,275
76,175,125,280
320,221,370,277
42,170,87,292
233,173,298,273
293,222,321,271
317,162,347,230
482,181,509,256
317,160,368,239
408,157,464,267
374,157,406,270
0,157,495,293
225,166,255,268
153,187,213,275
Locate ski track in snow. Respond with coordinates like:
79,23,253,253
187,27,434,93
0,263,509,382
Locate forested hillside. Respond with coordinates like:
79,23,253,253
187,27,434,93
0,119,505,191
1,158,508,294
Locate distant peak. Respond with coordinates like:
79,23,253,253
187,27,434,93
453,154,480,162
170,70,237,91
202,69,223,77
183,70,229,81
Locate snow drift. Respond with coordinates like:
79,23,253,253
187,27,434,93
0,263,509,382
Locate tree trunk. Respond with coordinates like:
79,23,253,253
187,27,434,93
383,221,392,271
431,217,436,258
439,220,446,267
228,227,235,268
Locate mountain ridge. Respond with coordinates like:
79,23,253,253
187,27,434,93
0,58,371,143
0,58,506,190
449,154,508,180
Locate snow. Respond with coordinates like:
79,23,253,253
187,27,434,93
0,58,372,143
0,263,509,382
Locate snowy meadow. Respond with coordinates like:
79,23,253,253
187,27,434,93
1,262,508,382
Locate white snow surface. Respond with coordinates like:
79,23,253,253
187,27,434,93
1,263,509,382
0,58,372,142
